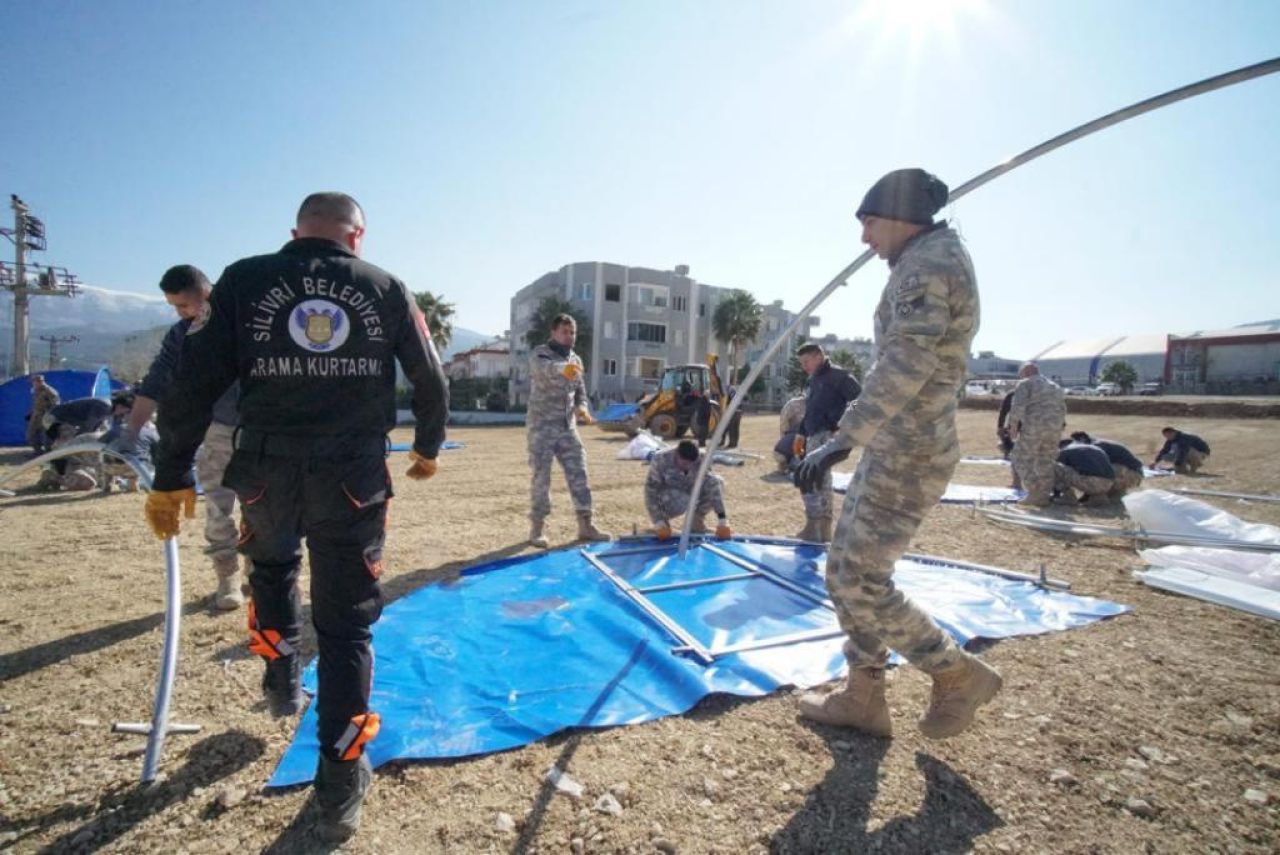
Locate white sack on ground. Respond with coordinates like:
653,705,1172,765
617,431,667,461
1123,489,1280,545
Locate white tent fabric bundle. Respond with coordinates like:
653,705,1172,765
1127,489,1280,620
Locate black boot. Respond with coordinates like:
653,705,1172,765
314,753,372,844
262,656,302,717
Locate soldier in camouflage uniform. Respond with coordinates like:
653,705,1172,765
1007,363,1067,506
526,314,611,547
645,440,732,540
25,374,60,454
794,168,1002,740
773,396,807,473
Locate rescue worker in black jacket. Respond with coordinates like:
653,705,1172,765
1152,426,1210,474
794,342,862,542
145,192,449,844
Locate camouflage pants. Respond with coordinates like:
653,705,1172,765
650,475,724,524
1160,448,1207,474
1053,463,1114,502
26,413,51,453
800,430,836,521
825,441,962,674
1011,432,1060,504
528,427,592,520
1109,465,1144,499
196,421,240,574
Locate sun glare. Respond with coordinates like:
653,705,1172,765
843,0,990,45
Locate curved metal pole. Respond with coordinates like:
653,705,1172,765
141,537,182,783
678,55,1280,557
0,442,154,497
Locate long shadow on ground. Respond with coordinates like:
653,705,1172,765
8,731,264,853
773,732,1002,854
0,601,209,684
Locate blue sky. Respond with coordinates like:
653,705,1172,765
2,1,1277,359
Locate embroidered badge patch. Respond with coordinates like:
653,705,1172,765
289,299,350,353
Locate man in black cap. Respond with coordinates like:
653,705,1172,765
794,168,1002,741
793,341,861,542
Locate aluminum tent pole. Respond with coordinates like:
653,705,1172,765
677,56,1280,558
140,537,182,783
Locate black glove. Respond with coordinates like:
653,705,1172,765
792,437,854,493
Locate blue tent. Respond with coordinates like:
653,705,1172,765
0,368,118,446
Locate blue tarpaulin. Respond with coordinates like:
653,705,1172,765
596,402,640,423
268,536,1128,786
0,368,117,446
388,440,465,453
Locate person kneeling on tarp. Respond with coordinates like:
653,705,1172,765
647,440,732,540
1069,431,1143,500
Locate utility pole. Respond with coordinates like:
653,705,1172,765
1,195,80,378
38,334,79,370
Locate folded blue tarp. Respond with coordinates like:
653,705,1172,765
268,537,1127,786
388,440,464,453
596,403,640,422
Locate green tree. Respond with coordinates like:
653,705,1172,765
1100,360,1139,393
786,355,807,393
414,291,455,351
524,296,592,369
711,290,763,385
829,348,866,381
735,360,770,399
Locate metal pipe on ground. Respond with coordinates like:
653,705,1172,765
677,55,1280,558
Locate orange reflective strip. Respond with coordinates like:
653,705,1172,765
337,712,381,761
246,600,293,660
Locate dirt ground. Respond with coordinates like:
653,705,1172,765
1,411,1278,854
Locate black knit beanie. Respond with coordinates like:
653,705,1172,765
855,168,949,225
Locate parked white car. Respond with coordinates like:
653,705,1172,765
964,382,988,396
1096,382,1122,396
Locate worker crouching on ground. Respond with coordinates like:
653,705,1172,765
1152,426,1210,474
1054,438,1116,506
646,439,732,540
793,167,1002,740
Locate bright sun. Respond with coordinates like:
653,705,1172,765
844,0,989,45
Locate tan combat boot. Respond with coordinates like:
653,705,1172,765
796,517,823,542
576,511,612,542
918,655,1003,740
690,511,710,535
797,669,892,737
212,554,245,611
529,517,549,549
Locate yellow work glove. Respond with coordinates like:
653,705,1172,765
655,522,673,541
715,521,732,540
406,450,437,481
792,435,805,458
576,407,595,426
562,362,581,382
144,488,198,540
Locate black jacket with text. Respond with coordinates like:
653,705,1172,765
153,237,448,490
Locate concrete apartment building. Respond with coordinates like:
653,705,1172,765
509,262,817,408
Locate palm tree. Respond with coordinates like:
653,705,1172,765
524,296,592,369
414,291,455,351
711,290,763,385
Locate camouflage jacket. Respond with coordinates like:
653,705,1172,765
837,224,979,449
528,343,587,432
1008,374,1066,439
645,448,725,522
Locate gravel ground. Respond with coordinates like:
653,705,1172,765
0,410,1277,854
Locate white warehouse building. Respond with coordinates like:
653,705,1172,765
1030,334,1169,387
